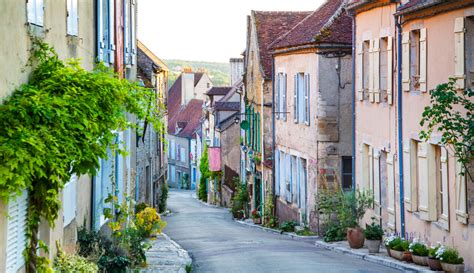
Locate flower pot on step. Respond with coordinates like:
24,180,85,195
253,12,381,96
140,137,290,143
427,258,443,271
412,255,428,266
366,240,381,253
441,262,465,273
346,227,365,249
389,249,404,260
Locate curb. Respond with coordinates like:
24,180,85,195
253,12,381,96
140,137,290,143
160,233,193,273
235,220,320,241
191,192,226,209
314,241,433,273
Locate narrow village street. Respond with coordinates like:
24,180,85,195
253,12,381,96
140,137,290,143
163,190,401,273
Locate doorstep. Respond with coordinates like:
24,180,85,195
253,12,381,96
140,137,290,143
235,219,320,241
314,240,436,273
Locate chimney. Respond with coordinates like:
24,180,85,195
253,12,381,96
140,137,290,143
181,70,195,106
229,58,244,86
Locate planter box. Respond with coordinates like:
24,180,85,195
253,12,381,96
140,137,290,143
390,249,404,260
427,258,442,271
441,262,465,273
366,240,381,254
412,255,428,266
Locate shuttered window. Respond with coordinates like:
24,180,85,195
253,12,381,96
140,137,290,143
417,142,437,221
437,146,449,229
294,73,308,124
403,140,418,212
368,40,375,102
27,0,44,26
299,158,307,212
373,149,381,216
454,17,465,89
285,154,292,202
275,151,280,196
360,144,370,190
373,39,381,103
356,42,364,100
291,156,297,204
66,0,79,36
276,74,280,120
180,147,186,162
419,28,427,92
402,32,410,92
294,74,299,123
455,160,468,224
386,153,396,230
387,36,393,104
97,0,115,63
124,0,131,65
304,73,310,125
6,190,28,273
63,175,77,227
282,74,287,121
130,0,136,65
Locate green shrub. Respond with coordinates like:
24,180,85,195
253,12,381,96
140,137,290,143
436,246,464,264
409,241,429,256
295,227,316,236
198,176,207,202
363,219,384,240
158,182,169,213
135,202,148,214
323,225,346,242
392,239,409,251
54,243,98,273
77,224,99,258
231,182,249,219
429,244,441,258
384,235,402,250
280,221,298,232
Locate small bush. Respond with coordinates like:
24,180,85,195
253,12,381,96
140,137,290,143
77,224,99,258
280,220,298,232
231,182,249,219
159,182,169,213
135,202,148,214
198,176,208,202
429,244,441,259
323,225,346,242
436,246,464,264
135,207,167,237
363,219,383,240
409,241,429,256
54,244,99,273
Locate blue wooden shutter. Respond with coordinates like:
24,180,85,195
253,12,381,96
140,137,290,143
275,73,280,120
108,0,115,64
275,150,280,196
130,0,136,64
283,74,287,121
294,74,298,123
304,73,310,125
123,0,130,65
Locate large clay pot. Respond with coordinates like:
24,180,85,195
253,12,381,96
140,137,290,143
366,240,381,253
390,249,404,260
427,258,443,271
441,262,465,273
412,255,428,266
347,227,365,249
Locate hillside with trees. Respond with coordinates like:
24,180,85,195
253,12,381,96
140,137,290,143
165,59,230,87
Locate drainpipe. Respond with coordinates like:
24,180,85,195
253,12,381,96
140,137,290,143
271,56,276,197
396,14,406,237
351,16,356,191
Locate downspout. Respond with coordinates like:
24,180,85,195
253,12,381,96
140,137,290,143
396,14,406,236
351,15,356,191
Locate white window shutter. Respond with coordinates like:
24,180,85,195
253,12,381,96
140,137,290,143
283,74,287,121
108,0,115,64
369,40,375,102
360,144,369,190
373,39,381,103
131,0,137,65
369,147,374,193
386,153,396,230
403,141,414,211
286,154,291,202
357,42,364,100
439,147,449,227
387,36,393,104
294,74,298,123
275,74,280,120
417,143,437,221
455,160,468,224
275,151,280,196
304,73,310,125
67,0,79,36
6,190,28,273
402,32,410,92
36,0,44,26
419,28,427,92
63,175,77,227
280,152,286,199
73,0,78,36
454,17,465,89
27,0,36,24
67,0,72,33
373,149,381,216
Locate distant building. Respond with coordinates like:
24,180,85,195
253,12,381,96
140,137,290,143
136,40,168,208
167,71,212,189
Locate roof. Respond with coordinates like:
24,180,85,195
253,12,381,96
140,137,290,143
253,11,312,79
216,112,239,132
194,73,204,86
269,0,351,50
206,87,233,96
137,40,168,72
215,102,240,111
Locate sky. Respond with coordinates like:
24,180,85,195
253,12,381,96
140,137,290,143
137,0,325,63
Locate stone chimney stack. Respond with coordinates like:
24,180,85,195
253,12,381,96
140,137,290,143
181,68,195,106
229,58,244,86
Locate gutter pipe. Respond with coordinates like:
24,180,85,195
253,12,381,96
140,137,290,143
351,16,356,191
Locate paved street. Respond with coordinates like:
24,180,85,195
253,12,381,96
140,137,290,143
163,190,401,273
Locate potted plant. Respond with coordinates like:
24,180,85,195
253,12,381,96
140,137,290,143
437,247,464,273
409,240,429,266
251,209,261,224
384,235,399,257
427,244,443,271
344,190,373,249
385,236,409,261
363,218,384,253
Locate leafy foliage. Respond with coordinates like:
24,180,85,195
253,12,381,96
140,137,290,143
231,182,249,219
198,145,210,201
419,78,473,180
135,207,167,238
0,38,164,272
77,224,100,258
409,241,429,256
158,182,169,213
363,218,384,240
262,184,278,228
436,247,464,264
279,221,298,232
53,242,98,273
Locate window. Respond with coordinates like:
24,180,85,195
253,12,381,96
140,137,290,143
362,41,370,100
66,0,78,36
27,0,44,26
170,140,175,160
180,147,186,162
380,38,389,102
410,30,421,91
402,29,427,92
276,73,287,120
341,156,352,190
417,142,437,221
435,146,449,229
97,0,115,63
170,165,176,182
293,73,310,124
360,143,371,190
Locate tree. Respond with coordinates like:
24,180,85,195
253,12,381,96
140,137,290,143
419,78,473,180
0,38,164,272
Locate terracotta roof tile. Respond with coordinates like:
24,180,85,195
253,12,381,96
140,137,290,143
206,87,233,96
215,102,240,111
270,0,351,50
194,73,204,86
253,11,312,79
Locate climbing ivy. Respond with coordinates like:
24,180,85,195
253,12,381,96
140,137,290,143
0,38,164,272
419,78,473,181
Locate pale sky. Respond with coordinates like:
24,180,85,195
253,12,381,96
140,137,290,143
137,0,324,63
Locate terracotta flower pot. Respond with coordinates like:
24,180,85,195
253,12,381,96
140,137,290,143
412,255,428,266
427,258,443,271
366,239,381,253
390,249,404,260
347,227,365,249
386,248,392,257
441,262,465,273
402,251,413,263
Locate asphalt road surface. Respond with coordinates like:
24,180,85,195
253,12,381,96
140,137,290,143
163,190,401,273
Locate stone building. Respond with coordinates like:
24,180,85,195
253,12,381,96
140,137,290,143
243,10,311,214
136,40,168,208
270,0,353,229
167,72,211,189
347,0,474,269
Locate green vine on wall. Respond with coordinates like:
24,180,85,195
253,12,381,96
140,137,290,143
0,37,164,272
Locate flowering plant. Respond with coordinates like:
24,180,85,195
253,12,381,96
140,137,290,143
251,209,261,219
436,246,464,264
428,243,442,259
384,235,402,249
135,207,167,237
409,239,429,256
